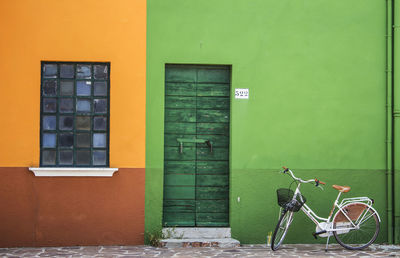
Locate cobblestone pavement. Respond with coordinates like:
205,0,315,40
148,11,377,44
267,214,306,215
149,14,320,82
1,244,400,257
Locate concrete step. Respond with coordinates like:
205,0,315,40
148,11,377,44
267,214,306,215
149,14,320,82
160,238,240,248
162,227,231,239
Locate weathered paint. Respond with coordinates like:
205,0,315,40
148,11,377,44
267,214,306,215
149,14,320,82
0,168,145,247
145,0,387,243
163,65,230,227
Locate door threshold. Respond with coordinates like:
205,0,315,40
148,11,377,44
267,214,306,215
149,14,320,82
160,238,240,248
162,227,232,239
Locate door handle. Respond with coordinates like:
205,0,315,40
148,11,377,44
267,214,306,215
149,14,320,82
177,138,213,153
205,140,213,153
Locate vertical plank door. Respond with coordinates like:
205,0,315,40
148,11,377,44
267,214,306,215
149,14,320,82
163,65,230,227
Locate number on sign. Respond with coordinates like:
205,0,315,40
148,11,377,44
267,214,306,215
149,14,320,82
235,88,249,99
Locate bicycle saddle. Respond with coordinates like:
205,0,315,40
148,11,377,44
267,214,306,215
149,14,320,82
332,185,351,193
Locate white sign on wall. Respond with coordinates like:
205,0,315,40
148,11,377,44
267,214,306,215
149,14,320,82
235,88,249,99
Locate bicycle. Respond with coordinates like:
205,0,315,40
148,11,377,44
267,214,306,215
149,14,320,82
271,167,381,251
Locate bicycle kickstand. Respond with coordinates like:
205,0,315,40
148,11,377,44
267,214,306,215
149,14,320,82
325,234,330,252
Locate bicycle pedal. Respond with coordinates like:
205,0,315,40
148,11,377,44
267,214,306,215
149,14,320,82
312,230,327,240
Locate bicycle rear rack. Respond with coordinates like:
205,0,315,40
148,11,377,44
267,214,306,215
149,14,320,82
339,197,373,207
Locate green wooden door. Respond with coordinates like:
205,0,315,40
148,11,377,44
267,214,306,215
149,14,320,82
163,65,230,227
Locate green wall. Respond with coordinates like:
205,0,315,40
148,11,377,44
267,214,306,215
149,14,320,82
145,0,388,243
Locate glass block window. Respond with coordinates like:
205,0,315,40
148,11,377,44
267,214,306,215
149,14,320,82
40,62,110,167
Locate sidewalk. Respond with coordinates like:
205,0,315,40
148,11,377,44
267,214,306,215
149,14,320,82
1,244,399,257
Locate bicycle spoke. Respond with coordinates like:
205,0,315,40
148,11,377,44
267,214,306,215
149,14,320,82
333,204,379,250
358,213,374,226
271,211,293,251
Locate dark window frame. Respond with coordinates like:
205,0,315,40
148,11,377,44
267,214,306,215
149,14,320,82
40,61,110,167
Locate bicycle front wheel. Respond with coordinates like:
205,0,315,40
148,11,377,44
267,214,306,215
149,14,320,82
333,203,380,250
271,210,293,251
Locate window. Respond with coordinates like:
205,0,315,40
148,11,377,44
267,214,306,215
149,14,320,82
40,62,110,167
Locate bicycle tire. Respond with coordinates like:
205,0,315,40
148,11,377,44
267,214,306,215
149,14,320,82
271,210,293,251
333,203,380,250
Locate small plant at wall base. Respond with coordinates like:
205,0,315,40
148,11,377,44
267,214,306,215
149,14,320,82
163,227,184,239
145,227,185,247
145,229,163,247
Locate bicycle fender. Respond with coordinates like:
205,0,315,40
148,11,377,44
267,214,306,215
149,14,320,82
335,202,381,222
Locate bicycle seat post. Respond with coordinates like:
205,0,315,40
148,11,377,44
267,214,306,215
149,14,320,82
327,191,343,220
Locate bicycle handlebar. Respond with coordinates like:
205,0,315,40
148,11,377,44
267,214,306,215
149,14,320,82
282,167,325,188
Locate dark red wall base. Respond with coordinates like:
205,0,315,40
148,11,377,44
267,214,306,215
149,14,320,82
0,167,145,247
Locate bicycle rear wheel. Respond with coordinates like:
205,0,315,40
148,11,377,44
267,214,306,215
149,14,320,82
271,210,293,251
333,203,380,250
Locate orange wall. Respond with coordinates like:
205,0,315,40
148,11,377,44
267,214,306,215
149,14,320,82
0,0,146,167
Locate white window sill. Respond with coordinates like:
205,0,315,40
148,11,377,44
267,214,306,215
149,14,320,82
29,167,118,177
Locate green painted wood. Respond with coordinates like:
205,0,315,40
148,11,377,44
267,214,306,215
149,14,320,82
197,68,230,83
196,187,229,199
197,123,229,135
165,83,196,96
164,146,195,161
165,96,196,109
164,65,230,227
197,175,229,187
165,122,196,134
163,213,196,227
196,213,229,227
165,109,196,122
197,110,229,123
196,161,229,174
197,97,229,109
164,161,196,174
197,83,230,97
197,147,229,161
164,174,195,186
165,67,196,83
196,200,229,213
196,135,229,147
164,200,195,213
196,221,229,227
164,134,196,147
164,186,195,199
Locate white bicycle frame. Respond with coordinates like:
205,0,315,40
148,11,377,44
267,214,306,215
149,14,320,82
282,169,381,250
